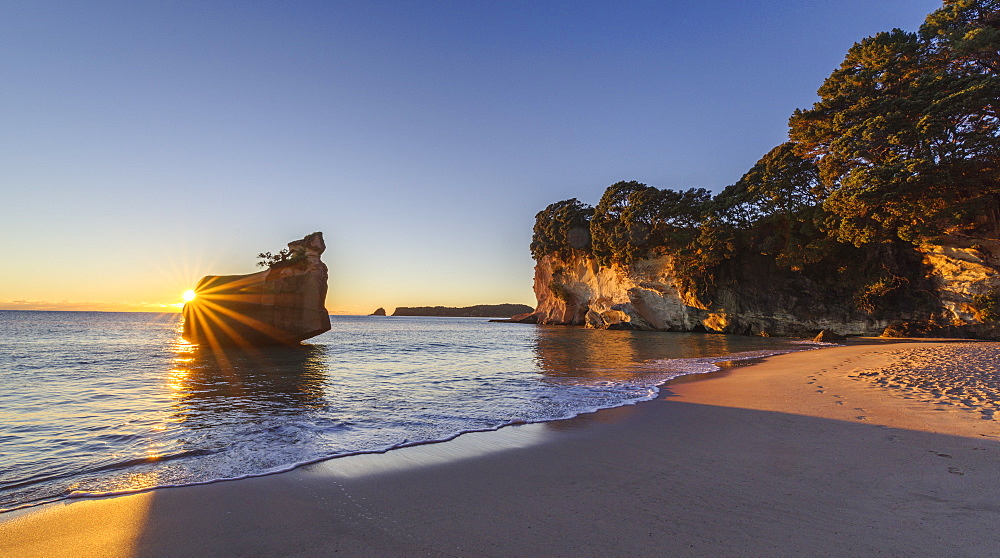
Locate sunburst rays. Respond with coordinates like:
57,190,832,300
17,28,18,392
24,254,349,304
180,271,303,363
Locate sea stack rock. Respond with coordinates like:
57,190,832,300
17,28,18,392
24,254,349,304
370,307,387,316
182,232,331,346
813,329,847,343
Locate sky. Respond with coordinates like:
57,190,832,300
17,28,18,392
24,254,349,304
0,0,943,315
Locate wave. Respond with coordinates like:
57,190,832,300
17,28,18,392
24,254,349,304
1,341,825,515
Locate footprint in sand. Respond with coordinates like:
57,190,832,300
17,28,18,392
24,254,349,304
948,467,965,476
856,415,868,420
816,389,825,393
835,401,844,405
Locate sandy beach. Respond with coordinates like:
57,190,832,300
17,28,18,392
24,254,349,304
3,341,1000,557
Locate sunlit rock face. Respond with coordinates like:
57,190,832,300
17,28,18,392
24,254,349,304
523,253,891,337
182,232,331,346
523,237,1000,338
921,235,1000,328
528,254,701,331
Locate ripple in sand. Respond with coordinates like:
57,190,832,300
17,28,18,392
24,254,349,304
848,343,1000,421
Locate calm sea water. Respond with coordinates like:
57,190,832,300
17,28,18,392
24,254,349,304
0,311,806,512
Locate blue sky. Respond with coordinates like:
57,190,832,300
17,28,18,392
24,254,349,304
0,1,942,314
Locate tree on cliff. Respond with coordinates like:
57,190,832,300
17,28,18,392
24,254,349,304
712,142,833,269
715,142,822,228
789,2,1000,244
524,1,996,335
257,248,307,268
589,181,648,265
257,249,293,268
590,181,711,265
530,198,594,259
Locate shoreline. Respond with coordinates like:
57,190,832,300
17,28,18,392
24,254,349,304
4,341,1000,556
0,338,811,516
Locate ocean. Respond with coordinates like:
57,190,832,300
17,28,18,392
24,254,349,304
0,310,808,513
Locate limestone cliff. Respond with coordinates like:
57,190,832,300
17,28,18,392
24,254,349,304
182,232,331,346
523,235,1000,338
921,238,1000,321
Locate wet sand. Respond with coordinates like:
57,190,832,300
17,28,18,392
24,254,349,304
3,341,1000,557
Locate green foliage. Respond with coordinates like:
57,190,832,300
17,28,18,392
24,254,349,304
549,281,573,302
716,142,823,227
530,198,594,260
921,0,1000,73
527,2,998,327
669,217,735,296
256,248,304,268
590,181,711,266
706,142,840,272
589,181,650,265
844,239,938,317
973,288,1000,320
855,276,910,315
789,4,1000,245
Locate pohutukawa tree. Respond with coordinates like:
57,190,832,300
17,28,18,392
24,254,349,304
589,181,711,265
714,142,822,227
789,0,1000,244
530,198,594,260
711,142,827,269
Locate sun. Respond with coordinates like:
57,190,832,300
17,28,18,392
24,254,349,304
182,289,197,302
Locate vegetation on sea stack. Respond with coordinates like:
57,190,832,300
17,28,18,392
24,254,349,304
257,248,306,269
530,0,999,321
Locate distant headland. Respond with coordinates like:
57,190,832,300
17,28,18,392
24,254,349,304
390,304,533,318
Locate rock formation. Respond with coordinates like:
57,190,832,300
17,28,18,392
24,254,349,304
813,330,846,343
518,234,1000,338
919,237,1000,327
370,307,387,316
182,232,331,346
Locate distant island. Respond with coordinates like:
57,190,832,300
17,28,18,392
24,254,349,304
370,307,387,316
391,304,534,318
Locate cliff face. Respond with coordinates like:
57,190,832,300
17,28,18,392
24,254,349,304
526,235,1000,337
530,254,703,331
920,236,1000,329
182,232,331,346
